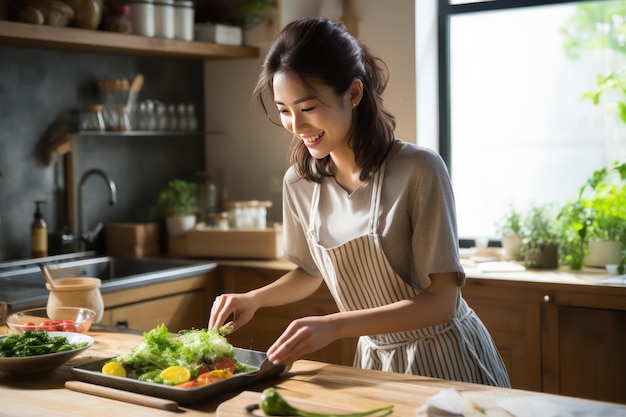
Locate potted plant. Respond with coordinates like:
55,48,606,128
496,205,523,260
558,161,626,269
153,179,198,237
520,203,560,269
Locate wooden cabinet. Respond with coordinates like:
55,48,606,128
218,266,358,367
463,272,626,404
100,272,218,333
462,282,544,391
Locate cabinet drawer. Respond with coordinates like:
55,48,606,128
102,290,208,332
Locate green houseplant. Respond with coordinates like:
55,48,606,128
495,205,523,260
153,179,198,237
520,203,560,269
558,161,626,269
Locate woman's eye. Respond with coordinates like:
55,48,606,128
301,107,315,112
277,109,289,114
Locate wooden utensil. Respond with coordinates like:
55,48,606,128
65,381,179,411
39,263,56,290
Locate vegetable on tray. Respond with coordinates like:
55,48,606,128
0,329,88,357
101,323,251,388
259,387,394,417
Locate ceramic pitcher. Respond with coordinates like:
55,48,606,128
46,277,104,323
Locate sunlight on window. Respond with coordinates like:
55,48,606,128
448,1,626,240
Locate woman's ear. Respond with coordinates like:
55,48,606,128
349,78,364,107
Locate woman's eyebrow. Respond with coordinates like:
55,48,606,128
275,96,316,105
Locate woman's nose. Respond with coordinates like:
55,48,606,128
291,113,306,133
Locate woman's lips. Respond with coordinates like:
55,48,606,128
301,132,324,147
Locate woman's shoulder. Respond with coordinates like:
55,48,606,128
283,166,315,194
388,139,448,173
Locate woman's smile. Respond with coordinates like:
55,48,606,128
301,131,325,146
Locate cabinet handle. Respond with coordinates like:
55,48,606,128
543,295,551,303
115,320,129,328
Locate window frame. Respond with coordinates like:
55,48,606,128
436,0,592,172
436,0,608,247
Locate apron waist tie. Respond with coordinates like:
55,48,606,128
361,304,475,351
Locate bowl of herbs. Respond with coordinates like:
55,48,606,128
0,330,93,376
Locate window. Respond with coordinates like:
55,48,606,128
437,0,626,242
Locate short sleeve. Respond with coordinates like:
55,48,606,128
282,168,323,277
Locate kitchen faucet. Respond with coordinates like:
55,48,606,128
76,168,117,251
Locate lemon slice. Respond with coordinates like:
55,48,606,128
160,366,191,385
102,362,127,377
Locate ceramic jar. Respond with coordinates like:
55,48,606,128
46,277,104,323
64,0,104,30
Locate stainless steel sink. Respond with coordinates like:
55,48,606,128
0,255,207,283
0,253,217,312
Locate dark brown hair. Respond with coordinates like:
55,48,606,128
253,17,396,182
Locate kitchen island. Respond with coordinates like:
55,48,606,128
2,327,626,416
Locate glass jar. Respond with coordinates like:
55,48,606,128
102,4,132,33
81,104,106,131
195,171,219,225
109,105,131,131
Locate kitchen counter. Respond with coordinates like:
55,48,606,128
2,328,626,416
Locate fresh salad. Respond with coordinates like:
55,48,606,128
0,329,89,357
102,324,253,389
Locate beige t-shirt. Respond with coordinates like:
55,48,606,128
282,140,465,292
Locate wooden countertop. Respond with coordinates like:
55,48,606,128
2,329,626,416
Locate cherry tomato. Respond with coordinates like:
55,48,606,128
23,321,36,332
213,356,236,373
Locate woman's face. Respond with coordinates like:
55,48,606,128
273,71,361,160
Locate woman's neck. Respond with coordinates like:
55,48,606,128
330,148,362,193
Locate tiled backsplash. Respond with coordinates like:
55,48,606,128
0,46,204,260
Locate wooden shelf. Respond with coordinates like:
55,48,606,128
0,21,259,60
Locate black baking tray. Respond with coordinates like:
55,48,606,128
71,348,286,405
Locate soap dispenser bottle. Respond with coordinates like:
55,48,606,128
31,200,48,258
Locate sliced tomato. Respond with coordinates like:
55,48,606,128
175,381,196,389
193,362,209,375
197,369,233,384
213,356,236,373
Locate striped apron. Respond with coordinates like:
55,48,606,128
305,162,511,388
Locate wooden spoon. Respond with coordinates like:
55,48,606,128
39,264,57,290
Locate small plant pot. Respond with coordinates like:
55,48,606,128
583,240,622,267
165,215,196,237
526,243,559,269
501,233,522,260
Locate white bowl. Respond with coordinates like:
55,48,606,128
605,264,619,274
0,332,93,376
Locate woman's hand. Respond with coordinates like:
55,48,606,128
266,315,339,365
208,293,258,332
